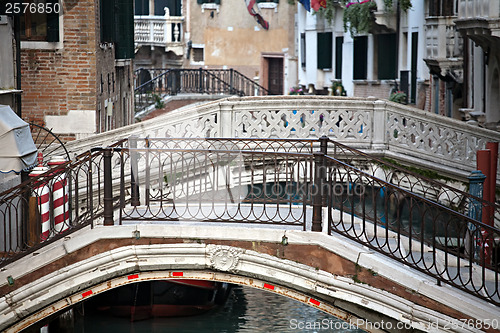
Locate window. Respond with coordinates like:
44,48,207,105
192,46,204,63
20,0,59,42
135,0,149,15
335,36,343,80
300,33,306,68
197,0,220,4
353,36,367,80
154,0,181,16
429,0,456,16
101,0,134,59
317,32,332,70
377,33,397,80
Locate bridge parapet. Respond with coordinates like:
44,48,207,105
1,136,499,308
0,225,498,332
62,96,500,183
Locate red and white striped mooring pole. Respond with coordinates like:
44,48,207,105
48,156,69,234
29,152,50,242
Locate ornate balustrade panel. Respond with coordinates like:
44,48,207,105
425,17,462,60
231,99,373,145
134,15,184,50
458,0,494,19
62,97,500,183
384,101,498,174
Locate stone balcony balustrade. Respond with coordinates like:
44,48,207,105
134,8,184,56
455,0,500,48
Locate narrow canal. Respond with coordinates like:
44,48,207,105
39,285,365,332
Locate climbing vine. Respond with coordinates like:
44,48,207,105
383,0,412,12
342,1,377,34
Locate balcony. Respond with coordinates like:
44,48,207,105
455,0,500,48
424,16,463,81
134,8,184,56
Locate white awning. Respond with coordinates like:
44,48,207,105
0,105,37,173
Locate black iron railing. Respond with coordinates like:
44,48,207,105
1,137,499,305
134,68,269,112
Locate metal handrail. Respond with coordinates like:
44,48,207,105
134,68,269,112
1,137,498,305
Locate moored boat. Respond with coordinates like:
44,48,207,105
89,279,232,321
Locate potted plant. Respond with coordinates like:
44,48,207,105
389,90,407,104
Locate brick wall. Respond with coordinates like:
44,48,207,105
21,0,97,128
20,0,134,141
353,81,393,99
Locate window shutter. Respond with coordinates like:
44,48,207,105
100,0,115,42
115,0,134,59
46,0,59,42
317,32,332,70
214,0,221,5
197,0,204,4
300,33,306,68
353,36,367,80
377,33,396,80
335,36,343,79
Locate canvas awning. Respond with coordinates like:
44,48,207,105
0,105,37,173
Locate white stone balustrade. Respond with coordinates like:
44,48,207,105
61,96,500,184
458,0,496,19
425,16,462,60
134,8,184,56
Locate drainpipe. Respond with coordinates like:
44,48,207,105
14,14,21,118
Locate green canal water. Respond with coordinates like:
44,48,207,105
72,285,364,332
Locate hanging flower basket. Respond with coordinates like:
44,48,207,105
343,0,377,35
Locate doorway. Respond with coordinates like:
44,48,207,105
262,54,284,95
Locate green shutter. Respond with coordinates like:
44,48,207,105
214,0,221,5
377,33,397,80
101,0,115,42
115,0,134,59
353,36,367,80
46,0,59,42
197,0,204,4
135,0,149,15
335,36,343,79
317,32,332,70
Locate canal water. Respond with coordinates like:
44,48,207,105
73,285,364,332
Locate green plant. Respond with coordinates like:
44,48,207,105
331,81,347,96
343,1,377,35
389,90,407,104
383,0,412,12
152,93,165,109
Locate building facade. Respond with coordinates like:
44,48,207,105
134,0,298,94
18,0,135,141
295,0,499,131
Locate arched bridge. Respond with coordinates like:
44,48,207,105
1,97,500,332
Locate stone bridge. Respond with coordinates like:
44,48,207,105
2,223,498,332
1,97,499,332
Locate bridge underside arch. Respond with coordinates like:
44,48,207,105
1,226,487,333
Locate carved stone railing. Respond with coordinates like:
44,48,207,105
425,17,462,60
134,9,184,56
60,96,500,184
457,0,496,19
